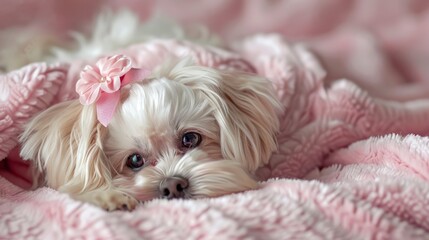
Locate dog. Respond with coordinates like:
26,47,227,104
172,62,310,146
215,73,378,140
19,53,281,211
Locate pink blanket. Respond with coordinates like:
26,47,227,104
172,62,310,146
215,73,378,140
2,1,429,239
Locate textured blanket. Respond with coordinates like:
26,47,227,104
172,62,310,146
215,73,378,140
2,1,429,239
2,36,429,239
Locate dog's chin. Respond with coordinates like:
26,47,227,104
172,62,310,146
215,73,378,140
112,150,259,201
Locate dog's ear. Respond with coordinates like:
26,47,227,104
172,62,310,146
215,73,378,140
20,100,111,193
165,61,280,173
213,71,281,172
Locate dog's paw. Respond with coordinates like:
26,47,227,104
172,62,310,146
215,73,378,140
74,189,139,211
94,191,139,211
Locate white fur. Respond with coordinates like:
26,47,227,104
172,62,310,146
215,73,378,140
20,59,280,210
18,10,279,210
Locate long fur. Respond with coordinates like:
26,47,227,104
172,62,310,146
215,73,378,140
20,101,111,193
158,60,280,172
20,59,280,209
18,9,280,210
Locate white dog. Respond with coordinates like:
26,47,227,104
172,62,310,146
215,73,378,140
19,53,280,211
16,10,280,211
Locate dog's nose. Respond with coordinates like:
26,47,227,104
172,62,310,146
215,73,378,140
159,176,189,199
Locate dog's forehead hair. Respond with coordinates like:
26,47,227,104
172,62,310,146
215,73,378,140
124,112,174,150
107,76,221,161
113,80,200,151
146,125,173,152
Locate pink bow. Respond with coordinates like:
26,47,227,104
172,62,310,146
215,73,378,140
76,55,150,127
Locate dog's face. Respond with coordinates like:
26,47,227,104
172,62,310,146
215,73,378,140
20,60,280,202
107,61,281,200
107,78,242,200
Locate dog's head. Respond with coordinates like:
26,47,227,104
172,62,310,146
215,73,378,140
20,57,280,201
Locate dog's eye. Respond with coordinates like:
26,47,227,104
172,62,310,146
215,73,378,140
126,153,145,170
181,132,202,149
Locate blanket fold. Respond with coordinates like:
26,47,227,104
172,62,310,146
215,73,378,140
0,62,69,161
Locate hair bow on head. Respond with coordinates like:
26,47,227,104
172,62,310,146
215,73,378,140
76,54,150,127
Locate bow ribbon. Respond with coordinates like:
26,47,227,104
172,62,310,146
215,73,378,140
76,55,150,127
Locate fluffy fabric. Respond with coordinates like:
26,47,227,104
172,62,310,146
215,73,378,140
2,36,429,239
0,63,68,161
2,1,429,238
